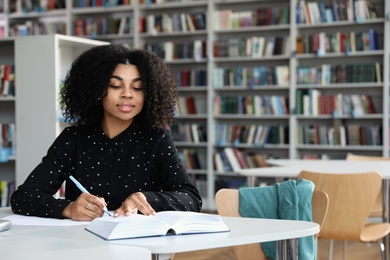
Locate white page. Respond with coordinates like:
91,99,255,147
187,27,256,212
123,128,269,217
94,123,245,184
1,214,90,226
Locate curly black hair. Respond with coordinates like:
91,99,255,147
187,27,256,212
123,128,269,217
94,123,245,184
60,45,178,130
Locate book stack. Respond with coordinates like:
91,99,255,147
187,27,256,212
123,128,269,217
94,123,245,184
0,65,15,97
213,6,289,30
213,148,271,173
296,0,354,24
214,95,289,116
213,65,289,87
213,36,290,58
0,180,15,207
296,63,381,84
296,29,379,55
296,123,381,146
170,123,207,143
142,12,206,34
215,124,288,146
144,40,206,61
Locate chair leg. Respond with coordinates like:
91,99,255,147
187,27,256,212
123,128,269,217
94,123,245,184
342,241,347,260
329,240,333,260
377,241,386,260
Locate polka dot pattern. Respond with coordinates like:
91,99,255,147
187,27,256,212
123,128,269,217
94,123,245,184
10,122,202,218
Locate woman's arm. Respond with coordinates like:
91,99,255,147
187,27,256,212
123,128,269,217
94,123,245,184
142,129,202,212
10,127,76,218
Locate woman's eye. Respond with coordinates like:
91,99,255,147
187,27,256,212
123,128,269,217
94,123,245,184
110,85,121,89
132,87,143,91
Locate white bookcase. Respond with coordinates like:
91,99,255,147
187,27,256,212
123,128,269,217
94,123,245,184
15,34,109,186
0,0,389,211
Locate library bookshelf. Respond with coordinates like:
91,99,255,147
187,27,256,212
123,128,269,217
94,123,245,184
0,0,389,211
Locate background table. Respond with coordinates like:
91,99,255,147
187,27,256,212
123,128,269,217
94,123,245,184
237,159,390,260
237,160,390,219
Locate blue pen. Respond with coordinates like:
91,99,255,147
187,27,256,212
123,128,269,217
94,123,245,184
69,175,112,217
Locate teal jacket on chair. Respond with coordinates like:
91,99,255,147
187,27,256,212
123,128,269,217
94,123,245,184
239,179,315,260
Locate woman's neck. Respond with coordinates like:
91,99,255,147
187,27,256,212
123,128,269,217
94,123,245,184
101,118,132,139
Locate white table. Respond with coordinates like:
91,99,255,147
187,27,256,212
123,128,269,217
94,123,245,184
0,207,319,260
0,236,152,260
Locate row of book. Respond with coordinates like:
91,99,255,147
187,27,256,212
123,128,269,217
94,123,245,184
0,124,15,162
296,62,381,84
213,36,290,58
175,69,207,87
213,6,290,30
9,21,66,37
297,0,352,24
214,147,269,172
170,123,207,143
177,96,207,115
215,124,288,146
297,29,379,55
193,177,207,198
300,153,347,160
213,95,289,116
297,123,382,146
144,40,206,61
295,91,376,116
74,0,131,7
352,0,379,22
212,66,289,87
10,0,66,13
0,180,15,207
0,65,15,97
140,12,206,34
73,16,133,37
296,0,378,25
215,177,247,190
178,148,207,170
139,0,179,4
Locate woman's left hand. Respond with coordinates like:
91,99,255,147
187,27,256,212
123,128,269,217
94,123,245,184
114,192,156,217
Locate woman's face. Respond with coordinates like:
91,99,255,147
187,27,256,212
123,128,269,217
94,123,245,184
102,64,144,126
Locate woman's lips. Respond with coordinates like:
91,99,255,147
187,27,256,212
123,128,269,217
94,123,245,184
117,104,135,112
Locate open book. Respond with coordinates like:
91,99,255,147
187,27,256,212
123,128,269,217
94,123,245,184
86,211,230,240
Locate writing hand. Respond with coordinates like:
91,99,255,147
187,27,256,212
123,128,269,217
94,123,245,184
114,192,156,217
62,193,108,221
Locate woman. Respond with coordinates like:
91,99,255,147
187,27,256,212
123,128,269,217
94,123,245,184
10,45,202,221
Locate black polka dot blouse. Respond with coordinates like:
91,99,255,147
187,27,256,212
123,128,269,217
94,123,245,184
10,121,202,218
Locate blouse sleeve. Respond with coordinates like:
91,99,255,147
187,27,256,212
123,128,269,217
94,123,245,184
142,129,202,212
10,127,76,218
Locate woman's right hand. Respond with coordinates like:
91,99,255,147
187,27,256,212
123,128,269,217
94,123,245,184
114,192,156,217
62,193,107,221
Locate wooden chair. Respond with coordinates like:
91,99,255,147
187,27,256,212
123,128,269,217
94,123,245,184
298,170,390,260
215,188,329,260
346,153,390,218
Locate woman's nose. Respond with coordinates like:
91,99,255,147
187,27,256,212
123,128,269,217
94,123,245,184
121,87,132,98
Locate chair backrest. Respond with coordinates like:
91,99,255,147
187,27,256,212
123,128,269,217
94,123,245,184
215,188,329,260
298,170,382,241
346,153,389,217
215,188,329,230
215,188,265,259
